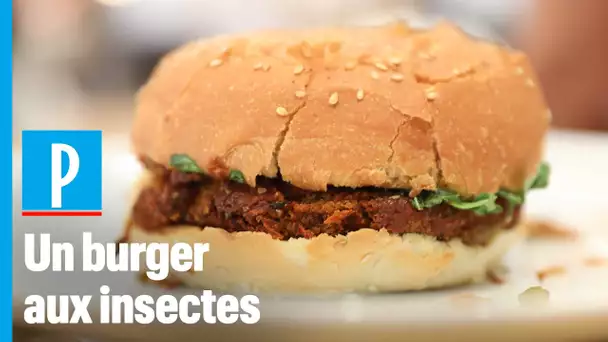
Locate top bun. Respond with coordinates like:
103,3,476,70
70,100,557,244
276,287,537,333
132,22,550,196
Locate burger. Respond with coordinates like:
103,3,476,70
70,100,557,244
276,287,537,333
123,22,551,293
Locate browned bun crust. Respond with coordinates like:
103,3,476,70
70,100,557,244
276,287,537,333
127,223,524,293
132,22,549,195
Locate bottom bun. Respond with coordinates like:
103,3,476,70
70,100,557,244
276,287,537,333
127,224,523,293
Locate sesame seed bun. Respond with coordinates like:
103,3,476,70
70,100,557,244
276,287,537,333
132,21,549,195
126,221,524,293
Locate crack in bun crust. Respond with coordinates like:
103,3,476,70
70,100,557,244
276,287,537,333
132,22,550,196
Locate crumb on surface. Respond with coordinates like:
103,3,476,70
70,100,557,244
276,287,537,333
518,286,550,307
584,257,608,267
536,265,567,282
524,219,578,240
486,269,506,284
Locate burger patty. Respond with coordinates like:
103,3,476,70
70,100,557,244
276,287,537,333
131,162,521,246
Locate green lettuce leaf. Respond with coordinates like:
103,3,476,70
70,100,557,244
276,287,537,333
228,169,246,183
169,154,203,173
170,153,247,184
412,190,502,216
411,161,550,215
168,153,551,216
526,162,550,190
496,190,524,206
450,193,503,215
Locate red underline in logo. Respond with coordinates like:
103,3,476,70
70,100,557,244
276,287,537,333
22,211,102,217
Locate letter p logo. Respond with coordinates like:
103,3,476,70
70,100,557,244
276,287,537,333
22,131,102,216
51,143,80,208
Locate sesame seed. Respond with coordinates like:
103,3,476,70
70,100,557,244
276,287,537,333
526,78,535,87
452,68,461,75
515,67,524,75
344,61,357,70
389,56,402,66
276,106,289,116
209,59,223,67
425,87,438,101
356,89,364,101
329,92,339,106
361,253,373,263
418,52,432,60
293,64,305,75
253,62,263,71
262,64,271,71
295,90,306,98
390,73,404,82
358,53,372,64
327,42,341,53
480,127,488,138
375,62,389,71
370,70,380,80
220,47,233,58
301,42,313,58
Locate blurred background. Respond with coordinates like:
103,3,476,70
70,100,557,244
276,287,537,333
12,0,608,141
